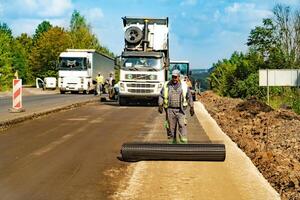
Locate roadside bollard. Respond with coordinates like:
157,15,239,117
9,79,25,113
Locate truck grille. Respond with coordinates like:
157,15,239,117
128,89,154,93
127,83,155,88
126,74,157,80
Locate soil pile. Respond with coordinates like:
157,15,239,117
199,91,300,200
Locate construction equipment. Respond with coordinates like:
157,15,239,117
120,142,226,162
118,17,169,105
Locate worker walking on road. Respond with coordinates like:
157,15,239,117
96,72,104,95
158,69,194,144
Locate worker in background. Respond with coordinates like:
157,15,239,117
184,76,193,88
108,73,114,87
107,73,115,98
95,72,104,95
158,69,194,144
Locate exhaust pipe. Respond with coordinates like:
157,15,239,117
120,142,226,162
143,19,149,51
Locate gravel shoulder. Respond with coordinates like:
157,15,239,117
198,91,300,200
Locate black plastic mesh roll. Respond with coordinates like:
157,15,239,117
120,143,226,162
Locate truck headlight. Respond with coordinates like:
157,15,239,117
158,83,163,88
80,77,84,84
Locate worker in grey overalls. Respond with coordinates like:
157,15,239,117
158,69,194,143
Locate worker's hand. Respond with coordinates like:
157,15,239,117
158,105,163,114
190,107,195,116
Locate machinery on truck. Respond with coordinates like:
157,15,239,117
169,60,197,101
118,17,169,105
58,49,114,94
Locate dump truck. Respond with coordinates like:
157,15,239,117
58,49,114,94
118,17,169,105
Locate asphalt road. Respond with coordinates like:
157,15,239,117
0,99,211,200
0,94,97,123
0,100,279,200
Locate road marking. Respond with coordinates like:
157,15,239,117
90,117,104,124
32,134,73,156
66,118,88,121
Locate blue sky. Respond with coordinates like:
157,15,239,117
0,0,299,68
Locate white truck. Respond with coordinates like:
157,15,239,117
118,17,169,105
58,49,114,94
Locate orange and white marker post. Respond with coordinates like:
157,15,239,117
10,79,25,112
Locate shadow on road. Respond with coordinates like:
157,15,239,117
100,98,158,107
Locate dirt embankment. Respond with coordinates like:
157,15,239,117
198,91,300,200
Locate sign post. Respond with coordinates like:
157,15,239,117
9,79,25,113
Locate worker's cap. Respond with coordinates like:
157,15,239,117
98,72,101,75
172,69,180,76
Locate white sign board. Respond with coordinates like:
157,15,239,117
259,69,300,86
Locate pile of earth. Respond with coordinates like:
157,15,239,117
198,91,300,200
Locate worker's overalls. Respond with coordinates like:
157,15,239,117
166,83,187,143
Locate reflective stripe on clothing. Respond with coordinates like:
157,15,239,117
163,81,188,108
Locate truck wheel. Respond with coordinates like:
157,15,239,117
119,97,127,106
84,89,90,94
125,26,143,44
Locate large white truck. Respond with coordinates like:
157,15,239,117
118,17,169,105
58,49,114,94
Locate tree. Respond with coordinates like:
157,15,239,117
70,10,89,31
30,27,72,78
33,21,52,42
0,22,12,37
247,18,278,59
0,31,14,91
69,10,114,57
15,33,34,83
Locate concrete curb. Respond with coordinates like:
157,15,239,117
0,98,99,131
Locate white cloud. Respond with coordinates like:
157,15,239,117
9,17,69,36
213,10,221,21
37,0,73,17
84,8,104,24
12,0,73,17
223,3,272,26
10,18,41,36
180,0,197,6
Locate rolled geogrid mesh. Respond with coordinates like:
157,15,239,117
120,143,226,162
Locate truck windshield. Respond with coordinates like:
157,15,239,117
122,57,162,71
59,57,87,70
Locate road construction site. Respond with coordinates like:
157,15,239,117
0,89,282,200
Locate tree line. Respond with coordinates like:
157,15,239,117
0,10,114,91
209,4,300,114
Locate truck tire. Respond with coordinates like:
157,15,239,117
125,26,143,44
193,94,196,101
119,97,127,106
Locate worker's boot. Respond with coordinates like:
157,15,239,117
179,136,188,144
168,136,177,144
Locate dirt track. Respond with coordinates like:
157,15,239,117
198,91,300,200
